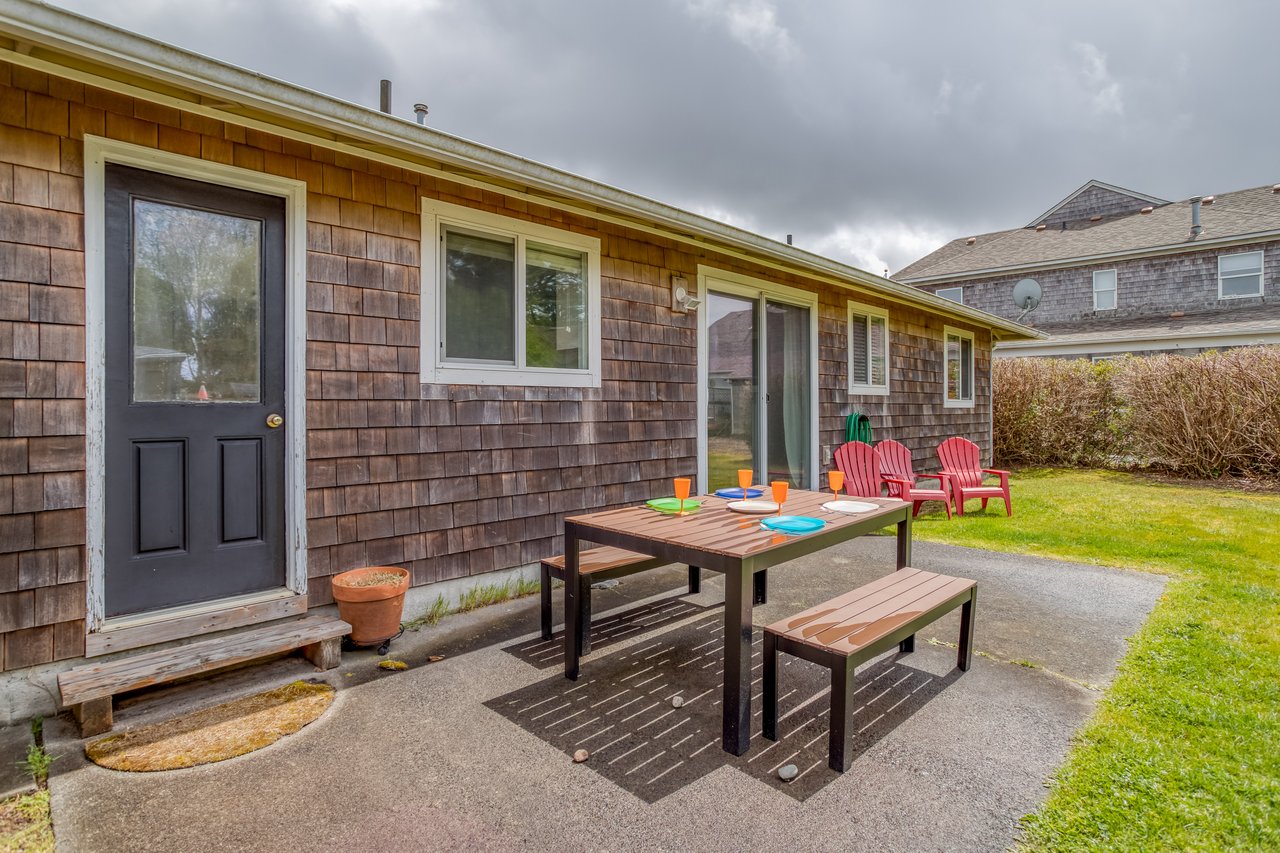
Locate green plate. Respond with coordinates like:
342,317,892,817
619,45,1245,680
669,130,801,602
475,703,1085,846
646,498,702,514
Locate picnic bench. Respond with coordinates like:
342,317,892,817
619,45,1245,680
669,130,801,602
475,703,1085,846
540,547,702,654
58,613,350,736
762,567,976,771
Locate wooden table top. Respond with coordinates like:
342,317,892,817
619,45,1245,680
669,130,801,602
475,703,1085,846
565,490,909,560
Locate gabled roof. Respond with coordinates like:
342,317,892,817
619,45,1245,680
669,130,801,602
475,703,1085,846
1026,179,1167,228
1,0,1042,341
896,184,1280,284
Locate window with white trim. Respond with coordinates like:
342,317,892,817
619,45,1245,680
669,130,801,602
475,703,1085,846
847,301,889,395
936,286,964,304
1218,250,1263,299
1092,269,1117,310
943,326,974,408
421,199,601,386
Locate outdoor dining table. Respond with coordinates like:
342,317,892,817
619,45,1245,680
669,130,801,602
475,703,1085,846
561,488,913,756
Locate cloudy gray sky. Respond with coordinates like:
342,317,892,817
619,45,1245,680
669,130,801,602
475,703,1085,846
50,0,1280,274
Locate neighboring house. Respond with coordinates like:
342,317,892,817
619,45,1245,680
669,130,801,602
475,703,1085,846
895,179,1280,359
0,1,1037,713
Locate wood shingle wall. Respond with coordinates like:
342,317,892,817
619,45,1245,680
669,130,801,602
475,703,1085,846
0,59,991,673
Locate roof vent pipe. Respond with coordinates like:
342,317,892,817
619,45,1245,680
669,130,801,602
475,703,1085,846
379,79,392,114
786,234,793,245
413,103,429,125
1190,196,1203,238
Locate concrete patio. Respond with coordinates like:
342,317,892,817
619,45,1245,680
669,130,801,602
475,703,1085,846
44,538,1163,852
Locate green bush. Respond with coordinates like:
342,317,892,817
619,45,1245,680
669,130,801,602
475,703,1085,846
993,347,1280,478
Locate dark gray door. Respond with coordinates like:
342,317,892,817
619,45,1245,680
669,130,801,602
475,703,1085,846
104,165,286,618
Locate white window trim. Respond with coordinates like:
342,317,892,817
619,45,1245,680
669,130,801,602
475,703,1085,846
847,300,890,396
1217,250,1264,300
943,325,976,409
420,199,602,387
1092,268,1117,311
936,286,964,304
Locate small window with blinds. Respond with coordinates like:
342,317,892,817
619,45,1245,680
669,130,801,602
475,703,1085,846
847,301,890,395
422,199,601,387
943,326,975,408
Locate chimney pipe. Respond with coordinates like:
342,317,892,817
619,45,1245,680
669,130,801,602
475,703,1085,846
786,234,793,245
1190,196,1203,238
413,103,429,125
379,79,392,114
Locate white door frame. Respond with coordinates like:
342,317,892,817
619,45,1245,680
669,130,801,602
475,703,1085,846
695,265,820,494
82,136,309,634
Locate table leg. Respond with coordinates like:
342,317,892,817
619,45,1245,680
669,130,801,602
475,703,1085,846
896,508,912,569
722,564,753,756
563,528,582,680
897,508,915,652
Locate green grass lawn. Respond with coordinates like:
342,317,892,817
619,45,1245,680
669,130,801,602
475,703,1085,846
909,468,1280,851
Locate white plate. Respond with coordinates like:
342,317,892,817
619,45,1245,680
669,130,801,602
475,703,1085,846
726,500,780,514
822,500,880,514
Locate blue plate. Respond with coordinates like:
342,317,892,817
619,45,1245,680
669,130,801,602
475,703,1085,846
715,487,764,499
760,515,826,535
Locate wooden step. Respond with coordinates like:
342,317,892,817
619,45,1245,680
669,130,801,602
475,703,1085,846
58,613,350,736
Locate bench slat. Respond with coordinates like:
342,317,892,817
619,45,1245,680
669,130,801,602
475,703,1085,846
542,546,658,575
766,569,975,656
58,614,350,706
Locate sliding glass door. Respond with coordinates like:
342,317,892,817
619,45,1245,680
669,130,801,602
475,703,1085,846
702,279,814,492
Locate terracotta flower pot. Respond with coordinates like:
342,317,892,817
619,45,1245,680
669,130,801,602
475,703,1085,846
330,566,410,646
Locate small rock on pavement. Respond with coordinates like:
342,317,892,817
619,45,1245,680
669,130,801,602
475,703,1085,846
590,579,620,590
573,749,590,763
671,696,684,708
778,764,799,782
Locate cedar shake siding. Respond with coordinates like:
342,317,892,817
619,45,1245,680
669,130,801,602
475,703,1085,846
0,59,1000,673
915,242,1279,328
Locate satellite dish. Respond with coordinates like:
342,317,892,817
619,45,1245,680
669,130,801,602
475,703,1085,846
1012,277,1042,319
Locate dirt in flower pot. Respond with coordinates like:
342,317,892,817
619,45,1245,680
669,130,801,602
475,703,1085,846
337,569,404,588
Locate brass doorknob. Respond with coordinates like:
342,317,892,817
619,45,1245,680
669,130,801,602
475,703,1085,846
266,414,284,428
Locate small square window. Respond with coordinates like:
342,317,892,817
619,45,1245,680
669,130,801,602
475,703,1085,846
1218,251,1263,299
935,286,964,304
1093,269,1117,311
847,302,889,395
943,326,974,408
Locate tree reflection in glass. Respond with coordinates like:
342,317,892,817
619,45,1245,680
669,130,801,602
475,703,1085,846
131,200,262,402
525,242,586,370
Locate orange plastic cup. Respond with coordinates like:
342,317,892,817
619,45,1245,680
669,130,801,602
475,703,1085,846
737,469,752,492
828,470,845,498
770,480,788,512
674,477,692,515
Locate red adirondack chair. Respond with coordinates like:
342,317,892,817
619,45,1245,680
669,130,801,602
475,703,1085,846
936,437,1012,516
874,439,952,518
832,441,885,498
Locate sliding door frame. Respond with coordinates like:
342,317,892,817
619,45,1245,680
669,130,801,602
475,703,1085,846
695,265,820,494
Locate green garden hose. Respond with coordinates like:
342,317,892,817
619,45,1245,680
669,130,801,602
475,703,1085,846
845,412,872,444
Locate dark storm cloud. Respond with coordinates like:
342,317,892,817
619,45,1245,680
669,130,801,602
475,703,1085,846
52,0,1280,273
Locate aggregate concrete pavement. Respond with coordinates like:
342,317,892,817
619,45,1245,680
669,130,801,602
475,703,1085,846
46,539,1165,852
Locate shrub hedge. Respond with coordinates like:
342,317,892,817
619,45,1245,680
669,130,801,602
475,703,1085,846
992,347,1280,478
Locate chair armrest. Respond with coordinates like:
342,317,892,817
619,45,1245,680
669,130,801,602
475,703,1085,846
914,471,948,486
982,468,1010,486
883,475,914,490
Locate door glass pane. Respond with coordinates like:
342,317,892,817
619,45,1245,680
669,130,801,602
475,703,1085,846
765,301,810,488
706,292,757,490
526,241,587,369
443,227,515,362
132,200,261,403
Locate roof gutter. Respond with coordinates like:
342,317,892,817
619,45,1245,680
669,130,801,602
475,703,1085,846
995,324,1280,357
900,228,1280,285
0,0,1042,341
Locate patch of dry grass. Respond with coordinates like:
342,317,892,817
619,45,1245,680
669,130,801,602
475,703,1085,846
85,680,334,772
0,789,53,853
